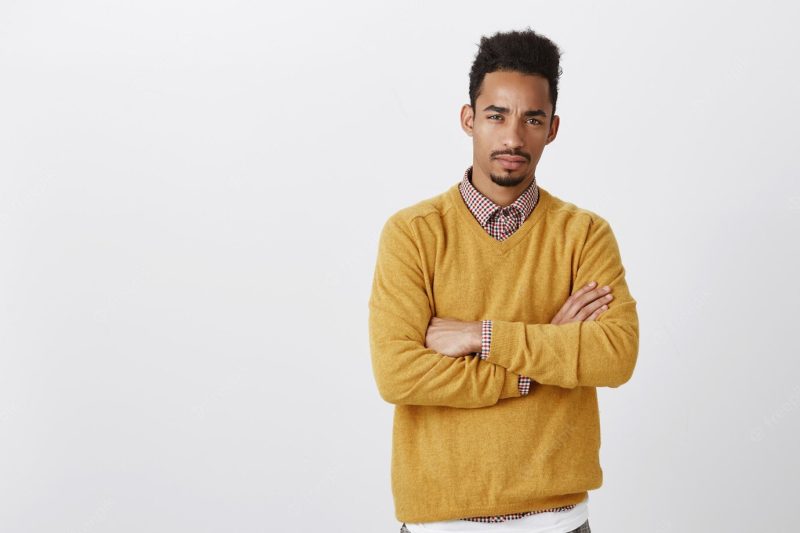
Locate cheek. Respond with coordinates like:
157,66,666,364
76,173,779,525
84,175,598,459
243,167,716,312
526,132,549,150
471,133,489,151
473,127,496,147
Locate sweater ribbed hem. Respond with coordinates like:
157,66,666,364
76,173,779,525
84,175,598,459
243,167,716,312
499,370,521,399
396,490,590,524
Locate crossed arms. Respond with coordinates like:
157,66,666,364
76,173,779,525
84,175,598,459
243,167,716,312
368,213,639,408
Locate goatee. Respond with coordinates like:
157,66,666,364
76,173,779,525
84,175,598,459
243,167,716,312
489,172,527,188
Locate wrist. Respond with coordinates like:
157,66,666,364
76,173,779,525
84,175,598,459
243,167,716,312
468,321,482,353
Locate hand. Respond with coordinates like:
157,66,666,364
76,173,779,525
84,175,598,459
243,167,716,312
550,281,613,325
424,317,481,358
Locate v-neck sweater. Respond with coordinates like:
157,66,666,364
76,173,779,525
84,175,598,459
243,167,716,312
368,180,639,523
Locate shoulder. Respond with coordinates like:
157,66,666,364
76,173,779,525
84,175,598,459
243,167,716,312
382,185,455,236
540,188,625,264
540,187,612,234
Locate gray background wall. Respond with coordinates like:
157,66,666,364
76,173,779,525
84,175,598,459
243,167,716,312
1,1,798,531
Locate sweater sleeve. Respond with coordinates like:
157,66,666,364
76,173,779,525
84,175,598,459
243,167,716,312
480,320,533,396
485,215,639,389
368,214,524,407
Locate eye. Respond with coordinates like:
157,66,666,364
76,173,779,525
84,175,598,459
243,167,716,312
527,118,542,125
487,114,502,120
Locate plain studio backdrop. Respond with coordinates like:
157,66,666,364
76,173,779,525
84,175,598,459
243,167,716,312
1,1,798,531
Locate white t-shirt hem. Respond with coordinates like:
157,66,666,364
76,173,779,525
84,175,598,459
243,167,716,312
403,496,589,533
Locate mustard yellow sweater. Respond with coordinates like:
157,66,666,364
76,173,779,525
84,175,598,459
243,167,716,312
368,181,639,523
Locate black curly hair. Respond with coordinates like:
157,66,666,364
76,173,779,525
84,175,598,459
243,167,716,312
469,28,563,118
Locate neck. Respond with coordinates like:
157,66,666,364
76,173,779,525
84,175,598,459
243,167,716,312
470,163,535,207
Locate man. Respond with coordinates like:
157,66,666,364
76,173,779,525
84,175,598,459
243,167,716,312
368,28,639,533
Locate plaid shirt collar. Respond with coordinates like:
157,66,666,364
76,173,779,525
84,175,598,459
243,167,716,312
458,165,539,238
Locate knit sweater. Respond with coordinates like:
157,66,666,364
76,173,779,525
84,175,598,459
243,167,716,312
368,174,639,523
457,166,579,524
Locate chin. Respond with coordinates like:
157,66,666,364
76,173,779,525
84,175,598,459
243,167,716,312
489,173,527,188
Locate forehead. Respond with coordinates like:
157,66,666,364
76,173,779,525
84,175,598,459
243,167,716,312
477,70,551,109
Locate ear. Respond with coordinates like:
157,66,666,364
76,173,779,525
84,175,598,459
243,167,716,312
460,104,474,137
545,114,560,144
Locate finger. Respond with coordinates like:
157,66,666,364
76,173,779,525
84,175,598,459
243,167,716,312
576,293,613,321
568,281,598,300
562,281,598,317
573,285,613,311
585,304,608,321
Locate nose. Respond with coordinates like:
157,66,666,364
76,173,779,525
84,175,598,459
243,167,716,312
501,120,524,149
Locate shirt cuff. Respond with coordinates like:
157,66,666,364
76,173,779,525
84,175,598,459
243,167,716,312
479,320,492,360
518,376,532,396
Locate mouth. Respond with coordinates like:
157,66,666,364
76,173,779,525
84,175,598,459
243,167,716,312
494,155,527,171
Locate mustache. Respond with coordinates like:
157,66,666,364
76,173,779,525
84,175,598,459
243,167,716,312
491,150,530,161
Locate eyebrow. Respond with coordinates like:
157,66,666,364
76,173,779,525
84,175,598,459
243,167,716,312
482,105,547,117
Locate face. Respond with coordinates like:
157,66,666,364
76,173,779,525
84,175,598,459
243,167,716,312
460,70,560,188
